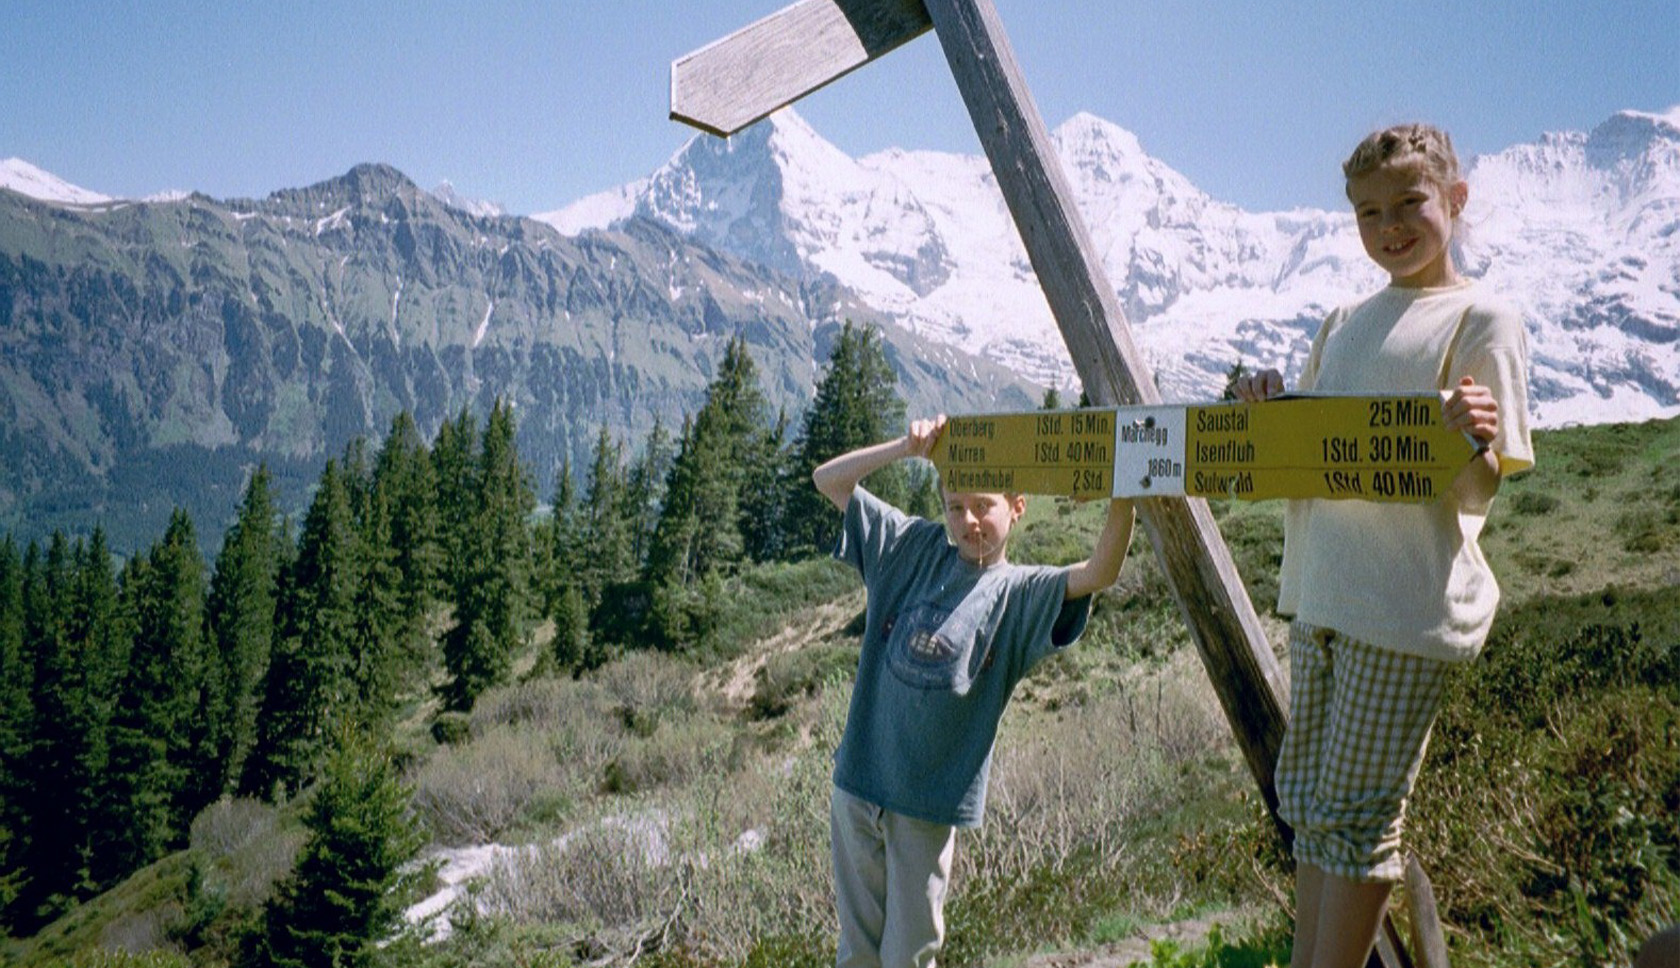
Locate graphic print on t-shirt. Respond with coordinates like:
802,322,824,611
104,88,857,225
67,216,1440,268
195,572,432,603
887,602,985,692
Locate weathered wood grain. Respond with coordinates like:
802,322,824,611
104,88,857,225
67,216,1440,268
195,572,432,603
671,0,932,136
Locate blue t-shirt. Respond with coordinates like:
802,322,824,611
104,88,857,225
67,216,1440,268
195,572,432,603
831,488,1092,827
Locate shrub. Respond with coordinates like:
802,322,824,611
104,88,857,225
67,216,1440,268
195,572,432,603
945,653,1246,962
747,645,856,721
189,799,281,861
1507,490,1562,516
598,651,698,736
601,716,733,796
1408,587,1680,966
430,712,472,746
411,727,586,846
185,797,304,916
470,677,612,735
478,815,680,927
1128,922,1292,968
1615,507,1675,553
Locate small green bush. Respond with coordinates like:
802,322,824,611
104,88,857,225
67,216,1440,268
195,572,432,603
1507,490,1562,516
431,712,472,746
739,933,830,968
1614,507,1674,553
1129,922,1291,968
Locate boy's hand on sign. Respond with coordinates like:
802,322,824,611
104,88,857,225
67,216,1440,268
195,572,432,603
1232,369,1285,402
1442,377,1498,444
906,414,947,461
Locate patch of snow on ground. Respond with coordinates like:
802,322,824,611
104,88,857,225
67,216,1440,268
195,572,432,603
404,810,763,942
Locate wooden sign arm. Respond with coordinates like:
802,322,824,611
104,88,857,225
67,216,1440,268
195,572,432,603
671,0,933,137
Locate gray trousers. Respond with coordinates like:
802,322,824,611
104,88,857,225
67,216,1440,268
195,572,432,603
830,786,958,968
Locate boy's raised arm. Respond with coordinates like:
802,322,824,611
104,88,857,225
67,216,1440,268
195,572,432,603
1064,498,1136,601
813,415,947,512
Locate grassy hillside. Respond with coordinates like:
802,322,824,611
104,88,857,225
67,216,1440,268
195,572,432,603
7,415,1677,968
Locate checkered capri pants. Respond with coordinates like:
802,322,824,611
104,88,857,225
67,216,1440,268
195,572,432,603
1276,621,1450,882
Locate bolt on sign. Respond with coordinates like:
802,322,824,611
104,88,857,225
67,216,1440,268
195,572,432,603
933,394,1477,501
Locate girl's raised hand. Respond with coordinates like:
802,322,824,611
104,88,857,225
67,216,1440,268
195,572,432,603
1232,369,1285,402
1443,376,1499,444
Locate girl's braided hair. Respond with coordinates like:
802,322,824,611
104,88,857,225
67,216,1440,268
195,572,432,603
1343,123,1461,193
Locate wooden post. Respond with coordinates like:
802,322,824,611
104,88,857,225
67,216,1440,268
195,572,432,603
919,0,1292,827
670,3,1443,964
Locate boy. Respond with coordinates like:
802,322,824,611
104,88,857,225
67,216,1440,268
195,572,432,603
813,413,1136,968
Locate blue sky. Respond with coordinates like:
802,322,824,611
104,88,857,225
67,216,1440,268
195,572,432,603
4,1,1676,215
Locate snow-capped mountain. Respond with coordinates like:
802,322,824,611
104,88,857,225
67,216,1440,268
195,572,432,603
431,180,505,218
1,157,114,205
540,107,1680,427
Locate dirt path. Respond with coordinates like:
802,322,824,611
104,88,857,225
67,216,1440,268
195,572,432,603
1020,910,1254,967
698,590,864,712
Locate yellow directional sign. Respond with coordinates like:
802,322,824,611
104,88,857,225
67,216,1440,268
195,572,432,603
936,409,1117,500
932,394,1478,503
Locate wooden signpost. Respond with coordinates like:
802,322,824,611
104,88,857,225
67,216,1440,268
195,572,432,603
672,3,1439,965
933,394,1477,502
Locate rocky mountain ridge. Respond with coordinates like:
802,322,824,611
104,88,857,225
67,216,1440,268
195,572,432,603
0,162,1034,551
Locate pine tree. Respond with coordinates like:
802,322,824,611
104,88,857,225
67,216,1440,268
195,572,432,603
0,537,29,915
1221,361,1249,401
5,532,130,925
536,458,580,621
8,535,74,928
206,467,283,799
439,399,535,711
623,416,675,570
785,322,908,555
105,512,208,884
907,461,944,521
244,461,360,799
344,438,407,730
371,412,441,679
548,581,591,676
645,413,703,588
430,406,479,603
740,406,792,563
577,425,634,604
243,731,424,968
647,335,777,586
63,530,126,895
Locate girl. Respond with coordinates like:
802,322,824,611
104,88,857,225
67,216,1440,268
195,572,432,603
1234,124,1533,967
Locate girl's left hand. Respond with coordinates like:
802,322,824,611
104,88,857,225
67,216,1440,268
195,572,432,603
1443,376,1498,444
